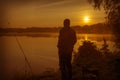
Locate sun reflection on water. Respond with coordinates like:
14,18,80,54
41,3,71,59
85,34,88,41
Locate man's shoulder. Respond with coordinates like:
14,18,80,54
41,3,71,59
60,27,76,33
70,28,76,33
60,27,64,31
60,27,66,32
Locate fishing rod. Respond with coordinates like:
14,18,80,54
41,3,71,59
7,22,33,75
15,36,33,75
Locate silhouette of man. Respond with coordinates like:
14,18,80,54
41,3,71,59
57,19,77,80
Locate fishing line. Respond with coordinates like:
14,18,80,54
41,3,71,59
15,36,33,75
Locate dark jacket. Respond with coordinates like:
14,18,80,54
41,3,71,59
58,27,77,50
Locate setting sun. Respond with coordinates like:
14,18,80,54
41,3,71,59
84,16,90,23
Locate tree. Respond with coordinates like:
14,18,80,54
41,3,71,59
88,0,120,48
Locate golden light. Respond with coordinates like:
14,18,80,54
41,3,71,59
84,16,90,23
85,34,88,41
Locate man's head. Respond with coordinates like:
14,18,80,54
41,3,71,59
64,19,70,28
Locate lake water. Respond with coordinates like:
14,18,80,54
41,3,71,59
0,33,115,78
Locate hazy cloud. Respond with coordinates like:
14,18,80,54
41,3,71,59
1,0,65,4
1,0,88,7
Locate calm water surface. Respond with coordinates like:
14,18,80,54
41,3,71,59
0,33,115,77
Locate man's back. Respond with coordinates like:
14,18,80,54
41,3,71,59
58,27,76,50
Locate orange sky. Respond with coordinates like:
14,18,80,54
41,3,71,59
2,0,105,28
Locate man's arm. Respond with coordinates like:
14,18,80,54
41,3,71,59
73,30,77,45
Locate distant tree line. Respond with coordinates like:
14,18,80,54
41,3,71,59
0,23,112,34
72,23,112,34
